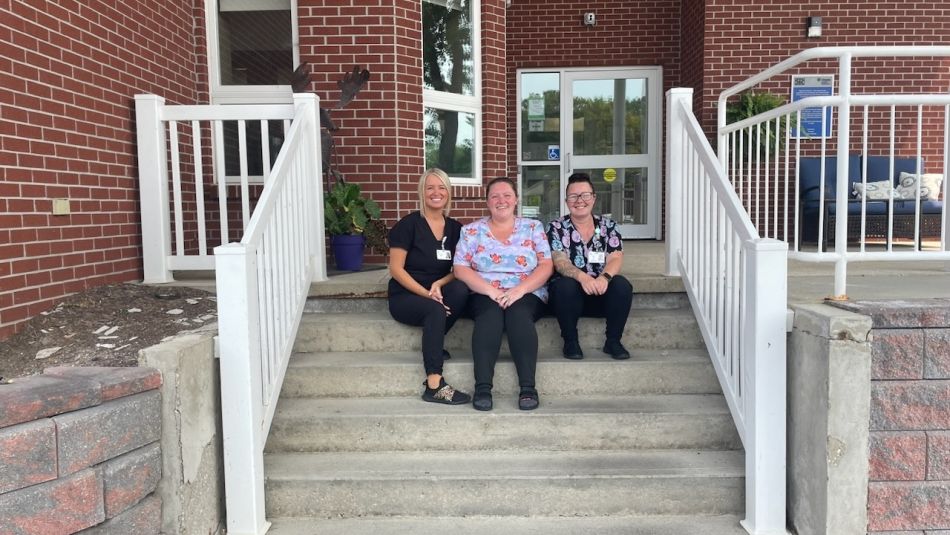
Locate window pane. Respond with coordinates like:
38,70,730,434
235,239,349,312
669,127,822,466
218,8,293,85
572,78,648,156
520,72,560,162
425,108,474,178
422,0,474,96
521,166,561,224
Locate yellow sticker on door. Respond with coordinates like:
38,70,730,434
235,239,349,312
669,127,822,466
603,168,617,183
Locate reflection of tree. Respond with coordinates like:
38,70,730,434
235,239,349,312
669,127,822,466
521,90,561,147
424,110,473,173
422,0,471,171
573,96,646,155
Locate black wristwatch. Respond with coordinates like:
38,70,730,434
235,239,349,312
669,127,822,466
600,272,613,281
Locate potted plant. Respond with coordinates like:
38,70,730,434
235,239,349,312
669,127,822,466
324,181,388,271
725,90,787,161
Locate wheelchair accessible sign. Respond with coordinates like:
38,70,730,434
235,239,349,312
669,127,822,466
790,75,834,139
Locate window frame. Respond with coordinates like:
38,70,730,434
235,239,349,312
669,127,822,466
421,0,482,187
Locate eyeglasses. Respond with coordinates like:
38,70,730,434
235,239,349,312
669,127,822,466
566,192,595,202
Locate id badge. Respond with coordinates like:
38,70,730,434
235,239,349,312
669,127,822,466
587,251,606,264
436,249,452,260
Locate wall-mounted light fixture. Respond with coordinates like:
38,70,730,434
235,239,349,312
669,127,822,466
583,12,596,26
806,16,822,38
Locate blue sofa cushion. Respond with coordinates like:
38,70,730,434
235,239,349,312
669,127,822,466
799,155,861,204
823,200,943,216
863,156,925,188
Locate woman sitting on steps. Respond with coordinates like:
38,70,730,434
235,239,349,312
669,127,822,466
387,168,471,405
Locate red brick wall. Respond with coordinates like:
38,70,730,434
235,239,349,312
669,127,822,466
0,1,206,339
680,0,705,114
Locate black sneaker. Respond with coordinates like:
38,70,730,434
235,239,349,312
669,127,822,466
472,391,493,411
562,339,584,360
602,339,631,360
422,378,471,405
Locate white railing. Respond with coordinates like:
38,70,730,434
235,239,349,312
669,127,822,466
135,94,306,283
717,46,950,298
215,93,324,535
666,88,789,535
136,93,325,535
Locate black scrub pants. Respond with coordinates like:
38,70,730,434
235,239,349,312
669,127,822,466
548,275,633,343
388,279,469,376
467,293,544,395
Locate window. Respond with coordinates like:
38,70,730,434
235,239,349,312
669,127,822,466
422,0,480,185
206,0,298,182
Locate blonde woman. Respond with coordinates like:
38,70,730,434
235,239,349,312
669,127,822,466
388,168,471,405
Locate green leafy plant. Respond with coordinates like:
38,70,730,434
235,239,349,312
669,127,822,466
725,91,787,161
324,181,388,253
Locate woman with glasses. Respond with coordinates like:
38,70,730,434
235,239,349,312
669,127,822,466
453,177,553,411
546,172,633,360
388,168,471,405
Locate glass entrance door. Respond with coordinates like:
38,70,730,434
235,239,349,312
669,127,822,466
518,68,661,238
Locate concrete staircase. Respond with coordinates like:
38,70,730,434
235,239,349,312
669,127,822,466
264,286,747,534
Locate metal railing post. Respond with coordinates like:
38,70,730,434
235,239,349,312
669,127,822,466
666,88,692,276
135,94,174,283
215,242,270,535
833,53,853,298
740,238,788,535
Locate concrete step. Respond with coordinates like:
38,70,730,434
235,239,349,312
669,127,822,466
264,449,745,518
293,308,703,353
281,349,721,398
305,292,690,313
265,394,742,453
267,514,749,534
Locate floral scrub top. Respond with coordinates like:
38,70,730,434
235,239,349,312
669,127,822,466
453,217,552,302
546,214,623,280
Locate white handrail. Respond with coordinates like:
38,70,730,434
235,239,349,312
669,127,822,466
667,88,789,535
716,46,950,298
134,95,298,283
214,93,324,535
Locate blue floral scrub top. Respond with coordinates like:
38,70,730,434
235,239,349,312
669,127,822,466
453,217,552,302
546,214,623,279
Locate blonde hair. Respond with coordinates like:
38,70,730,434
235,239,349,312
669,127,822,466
418,168,453,216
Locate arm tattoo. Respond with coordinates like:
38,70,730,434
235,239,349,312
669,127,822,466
552,251,581,279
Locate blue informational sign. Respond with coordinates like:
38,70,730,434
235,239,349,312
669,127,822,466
791,75,834,138
547,145,560,161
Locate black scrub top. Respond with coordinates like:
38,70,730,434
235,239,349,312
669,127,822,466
387,211,462,296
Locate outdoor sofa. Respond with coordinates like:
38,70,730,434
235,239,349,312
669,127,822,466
799,155,944,250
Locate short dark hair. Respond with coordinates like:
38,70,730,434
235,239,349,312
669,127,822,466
485,176,517,198
567,172,593,190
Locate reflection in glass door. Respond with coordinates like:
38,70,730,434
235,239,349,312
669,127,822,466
517,68,661,238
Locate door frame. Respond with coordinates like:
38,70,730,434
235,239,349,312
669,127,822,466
516,66,663,239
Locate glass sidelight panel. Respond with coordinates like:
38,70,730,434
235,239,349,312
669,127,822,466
520,72,560,162
521,166,561,224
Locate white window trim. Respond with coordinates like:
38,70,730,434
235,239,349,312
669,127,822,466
422,0,481,187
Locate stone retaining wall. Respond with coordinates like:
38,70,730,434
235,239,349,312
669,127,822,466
0,367,163,534
833,299,950,533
